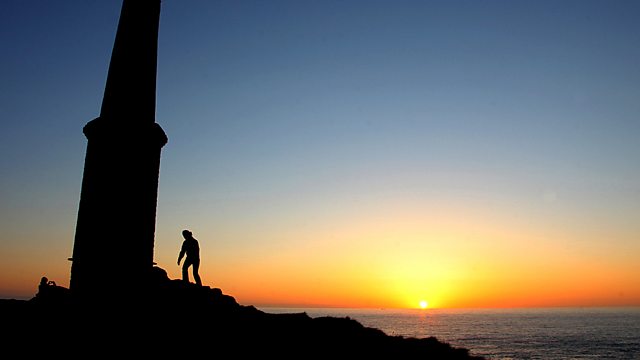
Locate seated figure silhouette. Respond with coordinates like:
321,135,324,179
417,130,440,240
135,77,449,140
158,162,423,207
35,276,68,302
177,229,202,286
38,276,56,293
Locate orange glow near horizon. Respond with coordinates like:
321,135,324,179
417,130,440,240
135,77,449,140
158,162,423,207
2,202,639,310
157,203,640,310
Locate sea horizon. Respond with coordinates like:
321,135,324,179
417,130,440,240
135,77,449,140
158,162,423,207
256,304,640,312
258,306,640,359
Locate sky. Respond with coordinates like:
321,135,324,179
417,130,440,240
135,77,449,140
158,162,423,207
1,0,639,309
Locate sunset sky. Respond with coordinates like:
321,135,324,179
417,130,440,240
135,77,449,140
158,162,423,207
1,0,639,309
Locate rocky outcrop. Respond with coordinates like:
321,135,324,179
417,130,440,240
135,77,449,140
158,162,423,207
1,268,483,359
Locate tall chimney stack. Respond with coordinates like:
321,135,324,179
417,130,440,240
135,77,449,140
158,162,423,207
70,0,167,300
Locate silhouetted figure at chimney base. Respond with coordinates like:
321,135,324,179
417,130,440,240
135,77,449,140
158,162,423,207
178,230,201,286
39,276,56,292
34,276,70,304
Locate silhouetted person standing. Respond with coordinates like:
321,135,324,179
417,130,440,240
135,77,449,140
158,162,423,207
178,230,201,286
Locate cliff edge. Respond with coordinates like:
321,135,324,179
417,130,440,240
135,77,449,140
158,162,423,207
1,267,484,359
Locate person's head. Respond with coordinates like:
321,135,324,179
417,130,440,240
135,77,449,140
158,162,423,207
182,229,192,239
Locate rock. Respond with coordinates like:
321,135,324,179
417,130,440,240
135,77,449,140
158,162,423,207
0,268,484,359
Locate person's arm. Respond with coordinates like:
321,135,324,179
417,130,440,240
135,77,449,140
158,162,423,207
178,242,186,265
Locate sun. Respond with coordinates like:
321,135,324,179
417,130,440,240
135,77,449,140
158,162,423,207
419,300,428,309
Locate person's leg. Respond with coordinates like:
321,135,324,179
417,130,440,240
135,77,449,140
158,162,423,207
192,259,202,286
182,261,190,283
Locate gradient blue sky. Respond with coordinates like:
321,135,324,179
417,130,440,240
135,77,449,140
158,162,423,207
1,0,639,307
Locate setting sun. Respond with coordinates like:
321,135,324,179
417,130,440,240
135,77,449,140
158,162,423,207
419,300,428,309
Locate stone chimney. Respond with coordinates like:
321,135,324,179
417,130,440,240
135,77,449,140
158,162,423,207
70,0,167,300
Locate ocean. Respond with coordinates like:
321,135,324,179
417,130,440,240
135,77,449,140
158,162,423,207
258,307,640,359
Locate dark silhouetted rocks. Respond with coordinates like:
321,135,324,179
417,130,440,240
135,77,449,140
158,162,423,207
1,268,484,359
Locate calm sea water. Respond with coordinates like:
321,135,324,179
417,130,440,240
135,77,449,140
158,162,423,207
259,307,640,359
